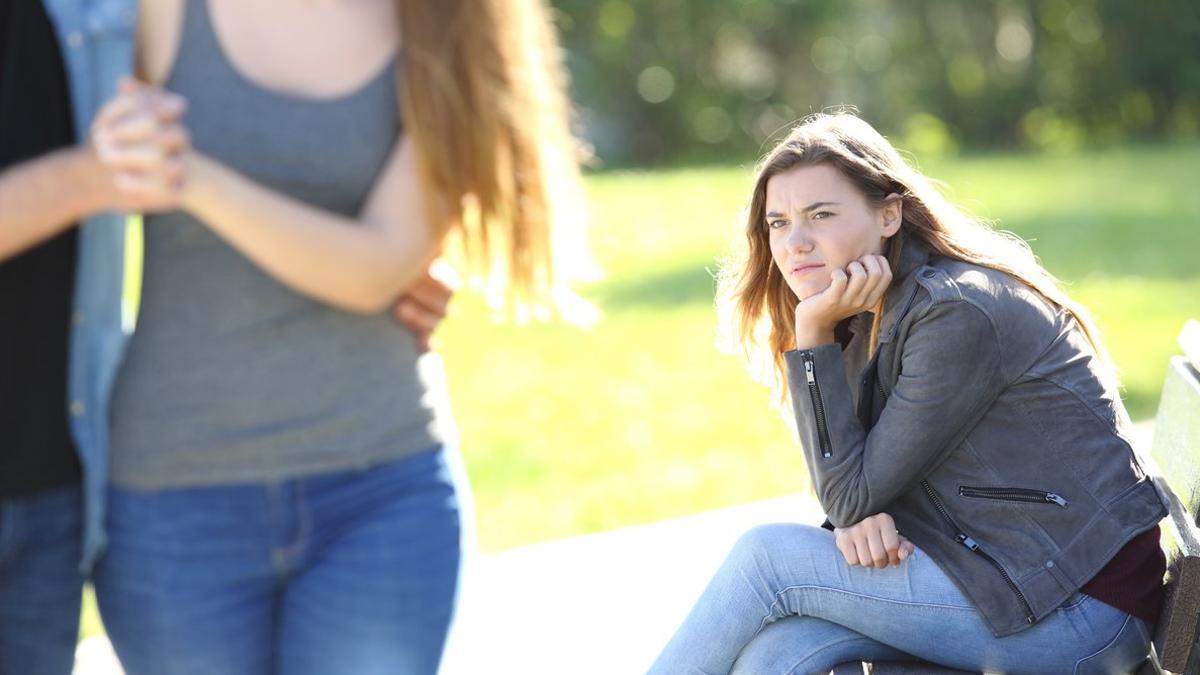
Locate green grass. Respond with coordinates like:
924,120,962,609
437,142,1200,552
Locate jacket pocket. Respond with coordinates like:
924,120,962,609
958,485,1069,507
922,481,1037,624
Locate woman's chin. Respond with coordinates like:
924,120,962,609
790,281,829,302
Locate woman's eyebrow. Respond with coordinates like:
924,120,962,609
802,201,840,212
766,201,841,219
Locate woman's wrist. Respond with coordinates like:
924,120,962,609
67,145,120,217
178,150,220,213
793,323,836,350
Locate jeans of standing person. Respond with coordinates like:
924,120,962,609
649,523,1152,675
0,483,84,675
93,446,464,675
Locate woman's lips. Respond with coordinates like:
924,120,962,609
790,263,825,275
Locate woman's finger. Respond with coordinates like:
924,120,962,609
90,94,142,138
149,91,188,121
852,534,874,569
863,257,888,307
843,261,868,306
100,110,162,144
394,298,441,334
96,141,167,172
898,537,915,561
876,255,893,282
158,126,191,154
834,532,859,566
402,277,453,317
860,255,881,284
820,267,849,304
858,256,888,307
866,528,890,569
880,526,902,567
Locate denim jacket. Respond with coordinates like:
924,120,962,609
41,0,138,573
786,237,1166,637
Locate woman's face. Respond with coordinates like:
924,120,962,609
765,163,901,301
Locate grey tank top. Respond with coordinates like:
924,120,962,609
109,0,448,488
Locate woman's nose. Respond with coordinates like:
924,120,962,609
785,225,814,252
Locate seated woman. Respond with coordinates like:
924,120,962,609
649,113,1166,674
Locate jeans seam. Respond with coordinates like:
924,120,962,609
1058,593,1091,612
1073,612,1133,675
757,584,977,633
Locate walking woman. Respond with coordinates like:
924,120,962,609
649,114,1166,674
86,0,587,673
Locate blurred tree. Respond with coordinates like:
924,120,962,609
549,0,1200,167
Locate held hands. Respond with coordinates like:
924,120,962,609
834,512,915,569
793,254,892,349
89,77,190,212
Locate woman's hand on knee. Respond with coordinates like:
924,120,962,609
833,513,914,568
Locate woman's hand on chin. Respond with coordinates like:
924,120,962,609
793,253,892,349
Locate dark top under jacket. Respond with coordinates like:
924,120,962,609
0,0,82,498
789,235,1166,637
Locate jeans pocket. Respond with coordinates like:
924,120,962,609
1073,613,1151,675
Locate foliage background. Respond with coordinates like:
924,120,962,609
552,0,1200,165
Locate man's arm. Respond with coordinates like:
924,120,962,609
0,146,113,261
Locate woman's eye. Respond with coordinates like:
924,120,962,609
812,211,834,220
767,220,787,230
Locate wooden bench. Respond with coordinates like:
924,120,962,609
832,321,1200,675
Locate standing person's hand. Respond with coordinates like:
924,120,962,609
793,254,892,349
393,259,461,352
89,77,190,212
834,512,915,568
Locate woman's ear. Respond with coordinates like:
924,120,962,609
880,193,903,238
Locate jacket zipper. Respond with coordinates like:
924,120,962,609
801,352,833,458
958,486,1068,507
920,480,1037,625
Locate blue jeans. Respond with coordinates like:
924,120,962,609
93,447,464,675
649,523,1151,675
0,484,84,675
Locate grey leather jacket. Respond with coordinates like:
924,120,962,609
786,237,1166,637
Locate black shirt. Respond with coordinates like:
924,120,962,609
0,0,82,497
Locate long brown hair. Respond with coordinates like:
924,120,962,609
717,112,1115,401
397,0,595,321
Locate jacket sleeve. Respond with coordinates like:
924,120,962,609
785,298,1006,529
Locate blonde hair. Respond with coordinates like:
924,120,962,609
717,112,1114,401
397,0,596,321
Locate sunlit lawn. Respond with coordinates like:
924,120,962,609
79,142,1199,640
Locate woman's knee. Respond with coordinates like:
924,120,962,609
733,522,828,556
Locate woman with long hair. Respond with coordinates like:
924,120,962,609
649,113,1165,674
86,0,589,672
